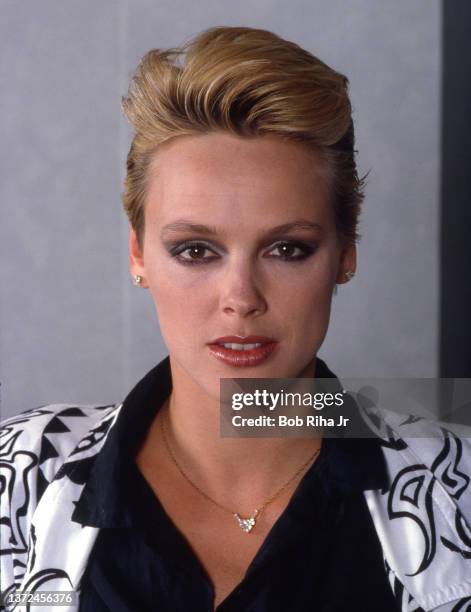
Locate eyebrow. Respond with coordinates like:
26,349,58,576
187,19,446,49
160,220,323,238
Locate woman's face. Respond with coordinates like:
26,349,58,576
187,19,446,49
130,133,355,399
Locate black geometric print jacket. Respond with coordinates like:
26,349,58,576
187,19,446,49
1,369,471,611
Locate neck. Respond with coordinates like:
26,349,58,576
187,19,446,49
157,356,322,505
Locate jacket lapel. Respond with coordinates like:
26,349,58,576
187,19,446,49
17,406,122,610
363,407,471,611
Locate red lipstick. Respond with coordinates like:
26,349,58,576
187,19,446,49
207,336,278,367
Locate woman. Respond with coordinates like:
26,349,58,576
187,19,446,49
1,26,471,612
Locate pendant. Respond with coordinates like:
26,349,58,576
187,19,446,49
234,509,259,533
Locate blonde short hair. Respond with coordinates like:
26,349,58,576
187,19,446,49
122,26,364,246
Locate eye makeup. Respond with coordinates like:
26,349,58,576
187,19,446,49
164,238,319,266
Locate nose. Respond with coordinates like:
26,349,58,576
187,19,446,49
219,261,267,318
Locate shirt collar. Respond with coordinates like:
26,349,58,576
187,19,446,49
73,356,389,527
72,357,172,527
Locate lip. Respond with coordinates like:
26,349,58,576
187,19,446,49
207,335,278,367
209,335,276,344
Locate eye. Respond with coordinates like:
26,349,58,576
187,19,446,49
168,239,316,265
266,241,316,261
170,241,220,265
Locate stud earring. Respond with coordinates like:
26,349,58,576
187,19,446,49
133,274,144,286
344,270,355,281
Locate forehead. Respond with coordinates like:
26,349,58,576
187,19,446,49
145,133,332,227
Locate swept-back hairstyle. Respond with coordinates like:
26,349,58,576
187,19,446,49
122,26,364,246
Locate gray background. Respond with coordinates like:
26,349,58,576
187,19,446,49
1,0,440,418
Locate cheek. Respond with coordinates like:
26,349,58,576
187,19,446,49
277,260,336,331
286,281,334,323
146,269,213,349
145,248,208,306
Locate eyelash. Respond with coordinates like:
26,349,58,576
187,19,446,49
168,240,317,266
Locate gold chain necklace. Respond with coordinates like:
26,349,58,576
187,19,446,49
160,410,322,533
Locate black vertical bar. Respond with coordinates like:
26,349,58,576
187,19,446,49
440,1,471,377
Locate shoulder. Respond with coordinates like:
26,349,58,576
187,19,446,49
0,403,119,485
365,406,471,505
0,402,121,519
366,406,471,467
0,403,120,598
362,407,471,610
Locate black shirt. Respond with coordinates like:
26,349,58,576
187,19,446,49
74,357,399,611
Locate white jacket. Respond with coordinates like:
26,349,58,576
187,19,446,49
1,399,471,611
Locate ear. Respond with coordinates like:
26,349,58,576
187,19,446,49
128,226,148,287
335,242,357,284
